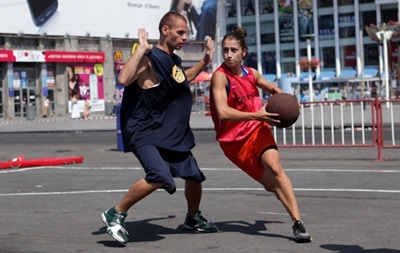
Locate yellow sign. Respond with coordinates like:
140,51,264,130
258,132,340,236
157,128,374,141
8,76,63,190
131,42,139,55
113,50,123,63
94,64,103,76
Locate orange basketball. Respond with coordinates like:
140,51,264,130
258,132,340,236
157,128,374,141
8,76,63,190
266,93,299,128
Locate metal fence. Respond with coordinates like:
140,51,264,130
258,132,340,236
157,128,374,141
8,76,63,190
272,98,400,161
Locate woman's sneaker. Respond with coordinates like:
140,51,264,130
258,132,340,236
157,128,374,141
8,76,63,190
292,220,312,243
101,207,129,244
184,211,218,233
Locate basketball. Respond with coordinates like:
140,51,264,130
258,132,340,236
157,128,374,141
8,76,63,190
265,93,299,128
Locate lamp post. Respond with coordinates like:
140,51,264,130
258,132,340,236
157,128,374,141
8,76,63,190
302,34,314,102
376,23,393,106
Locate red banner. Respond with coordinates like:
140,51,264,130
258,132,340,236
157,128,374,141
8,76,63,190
44,51,105,63
0,50,15,62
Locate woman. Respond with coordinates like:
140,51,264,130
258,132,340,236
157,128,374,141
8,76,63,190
210,26,312,243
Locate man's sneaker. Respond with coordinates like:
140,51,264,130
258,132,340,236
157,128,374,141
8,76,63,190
101,207,129,244
184,211,218,233
292,220,312,243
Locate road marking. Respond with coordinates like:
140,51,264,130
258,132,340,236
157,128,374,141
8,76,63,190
1,167,400,174
1,167,399,197
1,187,400,197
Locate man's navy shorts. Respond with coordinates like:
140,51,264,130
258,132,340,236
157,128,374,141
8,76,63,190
133,145,206,194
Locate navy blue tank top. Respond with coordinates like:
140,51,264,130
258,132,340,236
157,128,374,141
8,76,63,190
120,47,195,152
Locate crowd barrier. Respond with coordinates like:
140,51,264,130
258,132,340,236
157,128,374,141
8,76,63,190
272,98,400,161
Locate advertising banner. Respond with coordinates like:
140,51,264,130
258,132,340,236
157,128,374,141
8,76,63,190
298,0,314,39
67,63,105,113
278,0,294,43
0,50,15,62
0,0,217,41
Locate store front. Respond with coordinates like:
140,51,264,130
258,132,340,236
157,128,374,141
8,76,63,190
12,65,36,118
0,49,105,119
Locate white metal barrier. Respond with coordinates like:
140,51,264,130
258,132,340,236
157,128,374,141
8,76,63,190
272,98,400,160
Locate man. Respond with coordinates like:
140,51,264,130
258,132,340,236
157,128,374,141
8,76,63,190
101,12,217,244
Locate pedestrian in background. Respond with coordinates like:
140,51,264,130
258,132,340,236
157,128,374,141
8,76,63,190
71,95,80,120
83,99,91,119
42,97,51,118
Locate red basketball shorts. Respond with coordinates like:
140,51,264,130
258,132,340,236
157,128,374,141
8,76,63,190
220,123,277,180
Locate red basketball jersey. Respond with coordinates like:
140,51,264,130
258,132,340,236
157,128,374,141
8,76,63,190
210,63,263,142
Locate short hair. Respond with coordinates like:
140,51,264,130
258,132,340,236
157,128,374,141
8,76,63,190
158,12,187,33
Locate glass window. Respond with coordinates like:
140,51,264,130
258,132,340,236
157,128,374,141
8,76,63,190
322,47,335,68
338,0,353,6
300,48,315,58
242,23,256,46
282,62,295,74
319,15,334,40
260,20,275,44
339,27,355,38
382,8,397,23
226,0,237,17
361,11,376,37
259,0,274,14
245,52,258,68
364,44,379,66
318,0,333,8
338,14,355,38
263,51,276,73
283,50,295,58
9,37,38,49
242,0,255,16
261,33,275,44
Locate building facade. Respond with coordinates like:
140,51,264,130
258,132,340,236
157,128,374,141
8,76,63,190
223,0,399,101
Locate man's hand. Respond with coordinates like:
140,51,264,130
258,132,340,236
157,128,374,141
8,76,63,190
137,28,153,51
203,36,215,64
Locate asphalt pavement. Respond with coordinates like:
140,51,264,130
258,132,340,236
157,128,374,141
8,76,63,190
0,112,400,253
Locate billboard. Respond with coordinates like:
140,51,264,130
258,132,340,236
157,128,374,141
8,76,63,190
0,0,217,41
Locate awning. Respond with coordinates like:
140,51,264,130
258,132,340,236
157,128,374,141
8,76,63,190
263,74,276,82
359,68,378,78
299,72,315,81
316,70,336,81
191,71,212,83
336,69,356,79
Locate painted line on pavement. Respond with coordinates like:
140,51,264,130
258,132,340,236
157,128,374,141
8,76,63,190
1,187,400,197
1,167,400,174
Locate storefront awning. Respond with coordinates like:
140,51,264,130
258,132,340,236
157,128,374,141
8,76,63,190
299,72,315,81
316,70,336,81
336,69,357,79
359,68,378,78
